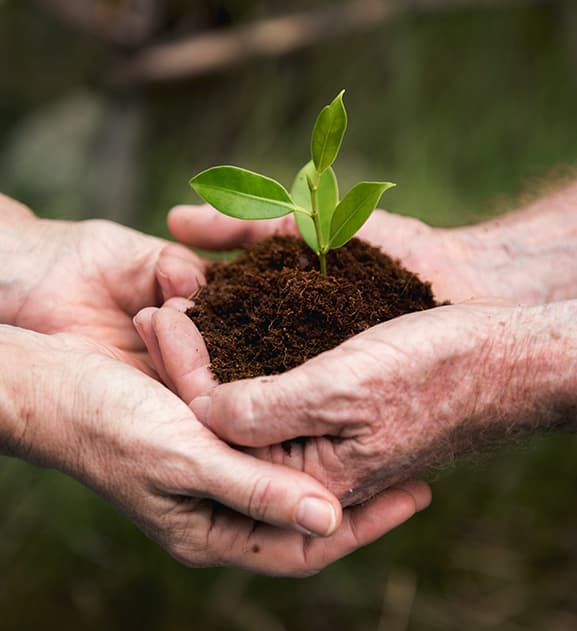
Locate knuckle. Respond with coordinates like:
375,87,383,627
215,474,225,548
287,566,320,579
296,356,367,429
217,385,260,444
246,475,276,522
168,204,186,215
391,486,418,516
165,538,214,568
160,512,221,569
266,549,321,578
294,556,324,578
245,390,264,445
278,214,299,235
293,541,324,578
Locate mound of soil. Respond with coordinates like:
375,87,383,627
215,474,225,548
187,235,441,382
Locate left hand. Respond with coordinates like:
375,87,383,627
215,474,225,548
0,194,206,373
133,301,499,506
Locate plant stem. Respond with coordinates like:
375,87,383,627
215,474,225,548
310,171,327,276
318,248,327,275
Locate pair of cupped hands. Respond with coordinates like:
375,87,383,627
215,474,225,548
4,193,506,576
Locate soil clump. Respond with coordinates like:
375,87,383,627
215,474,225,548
187,235,441,382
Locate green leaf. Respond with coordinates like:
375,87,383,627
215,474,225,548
190,166,295,220
291,161,339,253
311,90,348,173
329,181,396,249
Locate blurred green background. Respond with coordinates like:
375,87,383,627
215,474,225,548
2,1,577,629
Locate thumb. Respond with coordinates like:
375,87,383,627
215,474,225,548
168,204,298,251
190,366,336,448
0,193,36,225
170,431,342,538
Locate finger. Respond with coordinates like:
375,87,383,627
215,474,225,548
355,209,432,257
156,243,206,301
151,307,217,402
193,482,425,576
391,480,432,512
168,204,298,250
0,193,36,225
133,307,176,390
190,364,337,447
161,435,343,539
249,442,433,511
163,297,195,311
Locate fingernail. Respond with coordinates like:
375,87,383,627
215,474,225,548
296,497,337,537
132,314,143,331
190,395,211,424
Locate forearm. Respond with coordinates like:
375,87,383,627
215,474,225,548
451,181,577,303
0,326,26,457
0,325,52,460
0,326,124,503
401,301,577,484
0,325,120,482
0,324,87,475
463,300,577,435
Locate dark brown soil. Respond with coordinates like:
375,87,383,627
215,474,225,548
187,235,442,382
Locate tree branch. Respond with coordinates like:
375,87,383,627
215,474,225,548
34,0,164,48
107,0,548,85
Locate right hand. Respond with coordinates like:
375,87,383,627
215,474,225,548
166,204,501,303
2,325,430,576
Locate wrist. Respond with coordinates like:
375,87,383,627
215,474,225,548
442,223,543,303
454,301,577,445
0,325,46,460
0,325,78,467
0,216,52,325
449,185,577,304
504,301,577,431
373,302,577,481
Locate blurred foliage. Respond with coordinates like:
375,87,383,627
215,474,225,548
2,1,577,629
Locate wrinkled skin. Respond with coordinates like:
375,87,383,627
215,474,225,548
0,195,431,575
135,204,560,505
166,203,505,303
1,194,205,372
136,207,466,502
136,300,513,505
6,325,432,576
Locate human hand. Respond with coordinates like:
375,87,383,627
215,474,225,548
0,194,206,373
165,203,504,303
1,324,431,575
135,302,446,507
136,299,574,506
168,200,577,305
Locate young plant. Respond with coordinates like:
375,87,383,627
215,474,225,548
189,91,395,275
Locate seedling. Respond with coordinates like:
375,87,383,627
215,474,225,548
189,91,395,275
